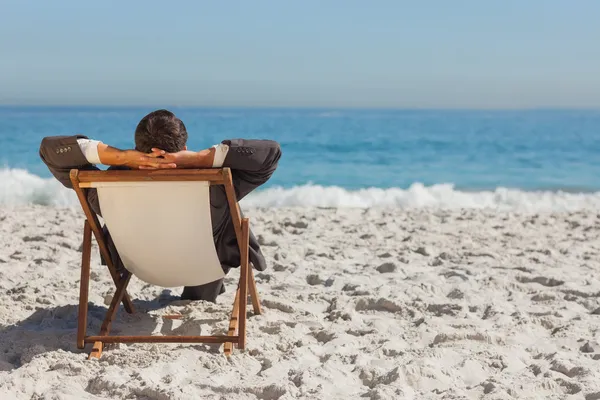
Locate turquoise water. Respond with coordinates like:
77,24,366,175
1,106,600,209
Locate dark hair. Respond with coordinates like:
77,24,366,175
134,109,188,153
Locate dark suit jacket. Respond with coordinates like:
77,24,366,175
39,135,281,301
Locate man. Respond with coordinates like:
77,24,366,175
39,109,281,302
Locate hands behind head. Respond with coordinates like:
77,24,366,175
153,148,203,169
124,148,177,170
130,148,209,170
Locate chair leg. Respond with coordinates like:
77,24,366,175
89,272,132,360
238,218,249,350
104,263,135,315
248,268,262,316
70,178,135,315
224,285,241,356
77,220,92,349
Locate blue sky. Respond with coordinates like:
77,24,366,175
1,1,599,108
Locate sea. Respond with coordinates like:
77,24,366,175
1,106,599,211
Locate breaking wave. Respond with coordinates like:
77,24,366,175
1,168,600,212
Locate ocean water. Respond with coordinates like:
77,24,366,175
1,106,600,211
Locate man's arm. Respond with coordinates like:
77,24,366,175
39,135,176,214
39,135,104,214
39,135,96,189
96,143,175,169
221,139,282,200
161,139,281,200
39,135,176,188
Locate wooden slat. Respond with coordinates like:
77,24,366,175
99,273,132,336
79,178,225,189
222,169,244,253
248,268,262,316
85,335,239,344
77,169,226,183
89,342,103,359
224,284,241,356
77,220,92,349
70,170,135,314
89,272,132,359
238,218,249,350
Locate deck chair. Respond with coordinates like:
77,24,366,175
69,168,262,359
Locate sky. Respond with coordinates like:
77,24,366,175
1,1,600,108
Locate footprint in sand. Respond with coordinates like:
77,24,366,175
22,235,45,242
426,303,463,317
306,274,334,287
517,276,565,287
376,262,396,273
355,298,413,316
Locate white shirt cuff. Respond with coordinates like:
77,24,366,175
76,139,103,164
212,143,229,168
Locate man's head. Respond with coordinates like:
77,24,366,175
134,109,188,153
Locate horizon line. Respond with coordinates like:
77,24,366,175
1,104,600,112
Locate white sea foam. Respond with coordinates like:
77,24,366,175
242,183,600,211
0,168,77,207
1,168,600,211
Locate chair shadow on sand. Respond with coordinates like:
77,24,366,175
0,290,227,371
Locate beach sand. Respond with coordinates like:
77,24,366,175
0,206,599,399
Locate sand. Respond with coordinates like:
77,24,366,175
0,206,599,399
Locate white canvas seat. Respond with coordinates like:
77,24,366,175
91,181,224,287
70,168,261,359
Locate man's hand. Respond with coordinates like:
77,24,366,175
153,147,215,169
123,149,178,170
98,144,177,169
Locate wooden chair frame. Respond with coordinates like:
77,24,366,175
69,168,262,359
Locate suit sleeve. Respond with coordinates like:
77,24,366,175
39,135,102,215
221,139,281,200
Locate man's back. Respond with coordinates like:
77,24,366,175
39,134,281,302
